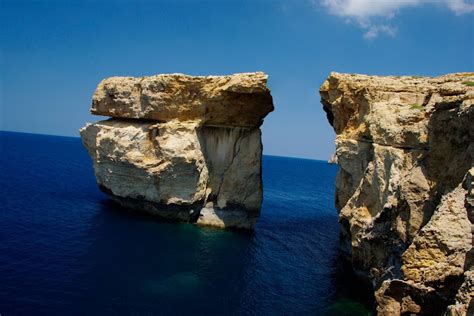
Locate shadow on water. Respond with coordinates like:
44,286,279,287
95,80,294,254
69,199,374,315
324,253,374,316
68,199,255,315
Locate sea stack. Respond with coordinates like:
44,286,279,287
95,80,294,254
80,72,273,229
320,72,473,315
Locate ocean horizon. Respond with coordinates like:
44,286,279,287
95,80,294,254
0,129,330,162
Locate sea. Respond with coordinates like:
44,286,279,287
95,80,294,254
0,131,372,315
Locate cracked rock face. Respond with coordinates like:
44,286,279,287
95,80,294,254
80,72,273,229
320,72,474,315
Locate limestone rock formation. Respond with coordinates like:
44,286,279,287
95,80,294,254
91,72,272,127
81,72,273,229
320,72,474,315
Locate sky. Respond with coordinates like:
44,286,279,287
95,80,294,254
1,0,473,160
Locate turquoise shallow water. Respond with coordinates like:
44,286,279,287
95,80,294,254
0,131,372,315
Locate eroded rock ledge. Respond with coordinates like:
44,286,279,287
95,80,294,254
81,72,273,229
320,72,473,315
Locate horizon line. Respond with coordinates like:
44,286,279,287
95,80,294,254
0,129,332,163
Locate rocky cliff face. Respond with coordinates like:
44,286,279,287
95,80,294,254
320,72,473,315
80,72,273,229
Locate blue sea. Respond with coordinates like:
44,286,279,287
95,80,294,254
0,131,372,315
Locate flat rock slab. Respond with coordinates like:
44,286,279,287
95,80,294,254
91,72,274,127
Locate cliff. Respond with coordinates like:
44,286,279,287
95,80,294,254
320,72,474,315
80,72,273,229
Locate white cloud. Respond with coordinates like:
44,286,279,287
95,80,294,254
363,24,397,39
318,0,474,39
447,0,474,14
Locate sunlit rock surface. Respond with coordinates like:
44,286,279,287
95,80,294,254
91,72,273,127
81,72,273,229
320,72,474,315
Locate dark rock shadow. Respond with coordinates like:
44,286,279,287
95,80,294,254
323,251,375,316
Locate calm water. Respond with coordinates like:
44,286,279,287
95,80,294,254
0,131,371,315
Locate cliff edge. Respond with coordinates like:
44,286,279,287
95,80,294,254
80,72,273,229
320,72,474,315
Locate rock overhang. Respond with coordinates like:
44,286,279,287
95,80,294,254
91,72,274,128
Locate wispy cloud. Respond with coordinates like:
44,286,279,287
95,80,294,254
317,0,474,39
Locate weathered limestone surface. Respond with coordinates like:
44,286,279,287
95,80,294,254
91,72,273,127
81,72,273,229
320,72,474,315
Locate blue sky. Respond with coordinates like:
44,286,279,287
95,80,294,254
1,0,473,160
